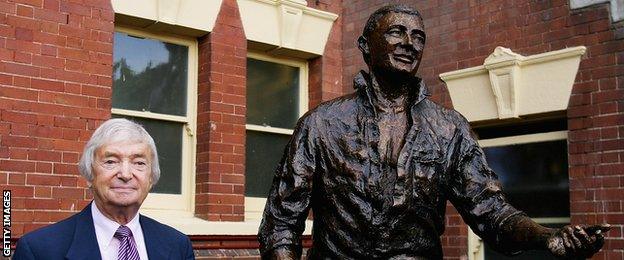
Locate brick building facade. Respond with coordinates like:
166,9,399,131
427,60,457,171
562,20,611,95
1,0,622,259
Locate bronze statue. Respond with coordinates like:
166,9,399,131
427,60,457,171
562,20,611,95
258,4,610,259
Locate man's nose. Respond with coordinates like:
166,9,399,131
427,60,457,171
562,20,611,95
117,161,133,181
402,34,413,46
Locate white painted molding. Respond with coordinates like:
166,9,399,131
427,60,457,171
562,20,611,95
237,0,339,56
140,208,313,235
440,46,586,123
483,48,523,119
111,0,223,34
570,0,623,22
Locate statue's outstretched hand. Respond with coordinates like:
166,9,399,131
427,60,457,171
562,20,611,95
547,224,610,259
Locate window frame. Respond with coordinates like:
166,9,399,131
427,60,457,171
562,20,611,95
468,130,570,260
244,52,308,220
112,26,198,213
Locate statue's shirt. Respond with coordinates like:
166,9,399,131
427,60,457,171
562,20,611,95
259,71,525,259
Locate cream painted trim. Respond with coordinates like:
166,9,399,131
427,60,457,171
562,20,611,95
237,0,338,56
439,66,487,81
517,47,588,66
482,46,587,67
140,208,313,235
116,26,198,48
112,26,198,213
440,46,586,123
245,197,268,221
468,228,484,260
246,124,294,135
112,108,189,123
478,131,568,147
532,217,571,224
111,0,222,34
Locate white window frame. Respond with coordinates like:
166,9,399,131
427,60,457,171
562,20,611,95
244,52,308,221
112,26,198,213
468,130,570,260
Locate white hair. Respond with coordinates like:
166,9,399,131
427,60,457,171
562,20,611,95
78,118,160,184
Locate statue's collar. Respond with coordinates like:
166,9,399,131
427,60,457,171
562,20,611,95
353,70,429,116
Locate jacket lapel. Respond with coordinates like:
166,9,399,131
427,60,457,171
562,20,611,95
141,215,170,259
65,203,102,260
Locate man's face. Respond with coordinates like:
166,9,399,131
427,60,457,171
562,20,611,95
90,139,153,211
364,12,425,77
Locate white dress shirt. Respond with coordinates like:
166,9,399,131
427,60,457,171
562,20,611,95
91,203,149,260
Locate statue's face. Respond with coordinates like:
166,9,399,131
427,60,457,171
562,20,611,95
365,12,425,78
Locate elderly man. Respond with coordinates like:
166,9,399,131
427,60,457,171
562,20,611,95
258,4,609,259
14,118,194,260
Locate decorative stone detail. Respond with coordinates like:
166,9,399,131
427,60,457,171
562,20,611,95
483,47,523,65
280,4,304,49
570,0,623,22
440,46,587,123
111,0,223,35
484,47,522,119
237,0,338,57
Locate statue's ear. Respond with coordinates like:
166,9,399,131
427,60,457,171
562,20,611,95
357,36,369,55
358,36,371,64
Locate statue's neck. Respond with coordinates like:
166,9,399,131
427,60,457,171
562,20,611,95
369,71,410,114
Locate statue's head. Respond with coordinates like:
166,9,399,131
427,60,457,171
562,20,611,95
358,5,425,79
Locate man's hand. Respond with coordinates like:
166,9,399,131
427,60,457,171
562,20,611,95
547,224,610,259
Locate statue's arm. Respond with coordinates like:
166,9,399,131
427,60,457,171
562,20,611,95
445,115,609,258
258,116,318,260
500,216,610,258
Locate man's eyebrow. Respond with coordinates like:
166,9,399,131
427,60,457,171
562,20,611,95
102,151,147,158
412,29,425,35
387,24,406,29
103,151,118,157
130,153,148,159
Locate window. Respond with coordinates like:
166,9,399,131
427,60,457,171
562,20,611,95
468,131,569,260
244,52,308,220
112,27,197,212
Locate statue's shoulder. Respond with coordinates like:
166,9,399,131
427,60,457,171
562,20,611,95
302,92,361,120
416,99,473,141
292,93,361,136
419,99,468,124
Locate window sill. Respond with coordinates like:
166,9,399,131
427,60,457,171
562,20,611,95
140,209,313,235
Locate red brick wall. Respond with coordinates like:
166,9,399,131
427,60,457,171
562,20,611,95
194,0,343,222
342,0,623,259
1,0,342,236
566,6,624,260
308,0,344,107
195,0,247,221
0,0,113,236
6,0,619,258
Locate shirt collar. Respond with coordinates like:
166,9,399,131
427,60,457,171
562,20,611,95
353,70,430,117
91,202,141,249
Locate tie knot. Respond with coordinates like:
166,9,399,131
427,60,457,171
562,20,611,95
114,225,133,239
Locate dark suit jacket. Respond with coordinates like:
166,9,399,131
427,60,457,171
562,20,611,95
13,203,195,260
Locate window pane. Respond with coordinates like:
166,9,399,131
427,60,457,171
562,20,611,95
112,115,183,194
113,32,188,116
483,140,569,218
246,58,300,129
245,131,291,197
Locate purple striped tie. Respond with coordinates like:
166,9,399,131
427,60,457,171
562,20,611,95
114,225,140,260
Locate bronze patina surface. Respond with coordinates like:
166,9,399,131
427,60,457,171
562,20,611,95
258,5,609,260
